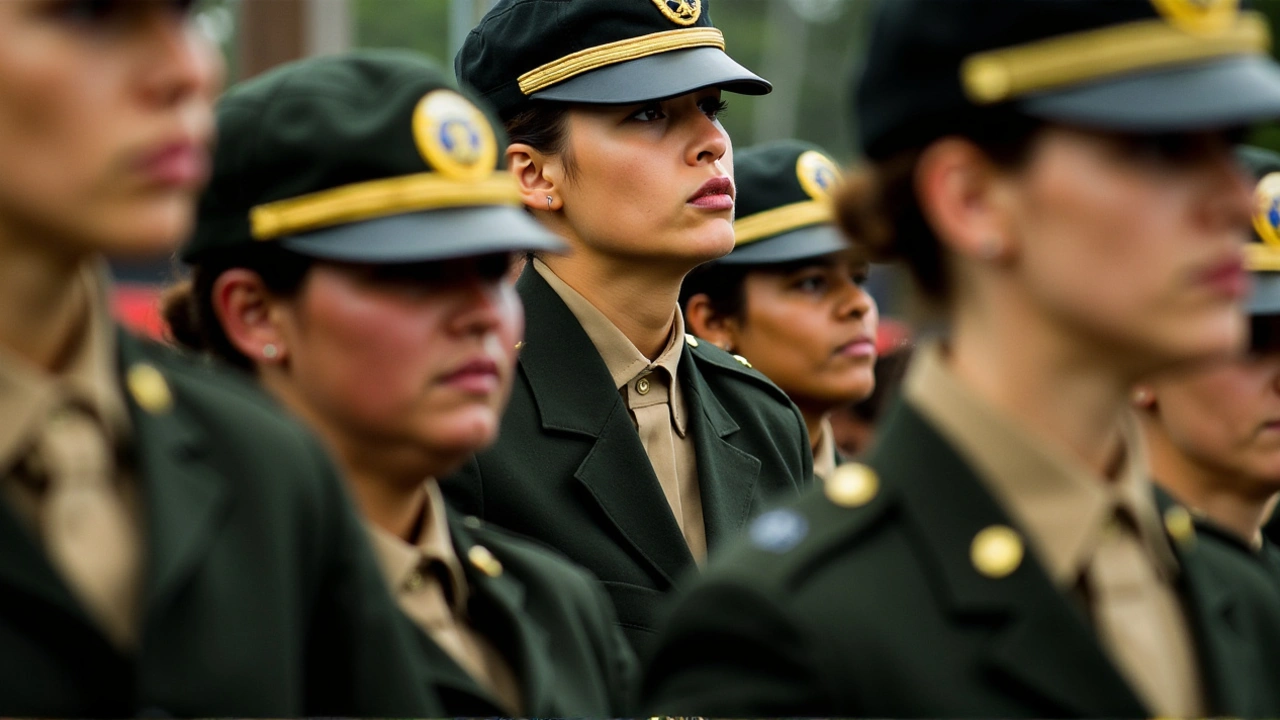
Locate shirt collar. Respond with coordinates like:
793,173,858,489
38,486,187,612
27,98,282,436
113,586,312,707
812,418,838,481
367,480,470,616
905,341,1179,588
533,258,688,434
0,261,130,473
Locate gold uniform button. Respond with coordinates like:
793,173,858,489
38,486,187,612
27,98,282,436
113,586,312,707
733,354,752,368
514,340,525,352
127,364,172,414
404,570,426,592
468,545,503,578
636,376,652,395
463,515,483,530
684,334,699,348
971,525,1023,579
1164,505,1196,547
825,463,879,508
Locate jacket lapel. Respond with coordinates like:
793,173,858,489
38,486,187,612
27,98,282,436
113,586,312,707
448,516,555,716
516,270,694,586
0,491,97,632
116,333,232,621
872,402,1148,718
680,357,760,549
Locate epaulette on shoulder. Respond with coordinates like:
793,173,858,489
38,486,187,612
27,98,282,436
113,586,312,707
718,462,895,586
683,333,793,404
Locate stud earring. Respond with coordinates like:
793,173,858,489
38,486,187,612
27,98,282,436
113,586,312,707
262,343,279,360
1132,387,1153,406
546,195,554,211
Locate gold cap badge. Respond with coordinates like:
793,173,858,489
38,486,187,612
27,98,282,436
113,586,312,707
652,0,701,26
1150,0,1239,36
412,89,498,182
126,364,172,415
825,463,879,508
796,150,841,201
971,525,1024,579
1163,505,1197,548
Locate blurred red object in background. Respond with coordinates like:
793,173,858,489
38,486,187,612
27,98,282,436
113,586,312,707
112,284,165,340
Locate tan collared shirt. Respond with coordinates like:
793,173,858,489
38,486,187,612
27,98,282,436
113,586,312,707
534,259,706,561
905,342,1203,717
368,481,522,715
812,419,838,482
0,262,141,648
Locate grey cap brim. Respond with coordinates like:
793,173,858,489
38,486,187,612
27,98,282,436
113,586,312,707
531,46,770,105
1018,55,1280,131
715,223,850,265
278,205,565,263
1251,272,1280,316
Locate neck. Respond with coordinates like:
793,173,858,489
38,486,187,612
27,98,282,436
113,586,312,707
948,287,1129,478
538,250,684,360
799,407,829,452
0,233,91,371
1144,417,1274,546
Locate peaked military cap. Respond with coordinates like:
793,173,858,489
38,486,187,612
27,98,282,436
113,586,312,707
1238,145,1280,318
857,0,1280,161
712,140,851,265
183,50,562,264
455,0,771,122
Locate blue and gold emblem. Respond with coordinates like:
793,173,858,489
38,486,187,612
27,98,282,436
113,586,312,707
412,90,498,182
651,0,701,26
1253,172,1280,247
796,150,841,201
1149,0,1238,36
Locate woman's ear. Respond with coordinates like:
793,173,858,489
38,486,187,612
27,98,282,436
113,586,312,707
684,293,740,352
508,143,564,213
915,137,1019,264
211,269,291,366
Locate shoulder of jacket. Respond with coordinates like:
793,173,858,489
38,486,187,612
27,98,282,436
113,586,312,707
458,515,600,587
710,462,899,590
684,334,794,405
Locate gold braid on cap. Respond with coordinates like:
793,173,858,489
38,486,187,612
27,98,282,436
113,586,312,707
518,27,725,96
733,200,834,247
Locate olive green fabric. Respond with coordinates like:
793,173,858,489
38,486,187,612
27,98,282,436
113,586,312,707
0,330,438,717
413,508,637,716
441,268,813,661
1184,506,1280,589
642,400,1280,717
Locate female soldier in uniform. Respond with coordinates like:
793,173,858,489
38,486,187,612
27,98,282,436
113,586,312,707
643,0,1280,716
166,51,636,717
0,1,436,716
1135,145,1280,575
680,140,879,479
446,0,813,659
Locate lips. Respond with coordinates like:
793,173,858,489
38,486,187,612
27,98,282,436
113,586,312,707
136,139,209,188
836,335,876,359
1196,255,1249,299
441,358,501,394
688,176,735,210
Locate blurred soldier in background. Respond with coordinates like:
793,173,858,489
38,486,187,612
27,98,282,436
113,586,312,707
681,140,878,479
644,0,1280,716
0,1,436,715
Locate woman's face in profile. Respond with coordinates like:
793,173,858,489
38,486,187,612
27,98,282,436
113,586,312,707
0,0,221,259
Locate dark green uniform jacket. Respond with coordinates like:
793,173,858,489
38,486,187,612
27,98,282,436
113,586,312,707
1187,509,1280,587
642,401,1280,717
443,269,813,659
0,331,439,717
414,508,637,716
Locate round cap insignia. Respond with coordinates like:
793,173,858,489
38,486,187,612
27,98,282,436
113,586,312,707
970,525,1023,579
1149,0,1239,36
796,150,842,201
412,89,498,182
1253,172,1280,247
651,0,701,26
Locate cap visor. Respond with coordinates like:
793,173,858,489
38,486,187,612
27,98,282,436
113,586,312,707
716,224,851,265
530,46,770,105
279,206,566,263
1250,272,1280,316
1018,56,1280,131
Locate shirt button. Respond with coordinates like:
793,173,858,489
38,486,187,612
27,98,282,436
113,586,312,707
636,377,651,395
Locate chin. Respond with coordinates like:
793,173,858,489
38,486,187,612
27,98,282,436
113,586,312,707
98,205,196,258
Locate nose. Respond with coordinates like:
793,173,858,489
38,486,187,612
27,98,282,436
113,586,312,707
449,275,507,337
687,110,729,167
836,278,876,322
1203,147,1254,235
139,11,224,109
